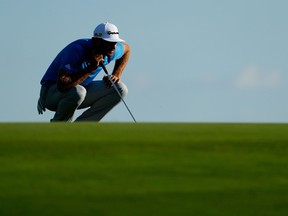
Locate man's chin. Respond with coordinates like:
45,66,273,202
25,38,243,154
106,51,115,56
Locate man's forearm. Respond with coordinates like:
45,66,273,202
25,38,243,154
57,67,94,91
112,43,130,78
57,53,104,91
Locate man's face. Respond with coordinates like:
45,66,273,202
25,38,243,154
100,40,117,56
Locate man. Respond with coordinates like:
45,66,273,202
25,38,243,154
37,22,130,122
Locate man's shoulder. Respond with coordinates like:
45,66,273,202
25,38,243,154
73,38,92,44
60,38,92,55
68,38,93,49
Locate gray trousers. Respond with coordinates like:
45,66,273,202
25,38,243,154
42,80,128,122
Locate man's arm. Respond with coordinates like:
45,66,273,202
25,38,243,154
103,43,131,87
57,67,93,92
113,43,130,78
57,54,104,92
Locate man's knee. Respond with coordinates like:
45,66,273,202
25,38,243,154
68,85,87,105
116,82,128,97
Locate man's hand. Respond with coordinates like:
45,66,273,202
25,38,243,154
37,85,49,114
37,98,46,114
103,75,120,88
89,52,104,70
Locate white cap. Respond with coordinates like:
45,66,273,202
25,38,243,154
93,22,125,42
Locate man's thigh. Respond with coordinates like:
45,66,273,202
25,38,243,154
45,84,87,111
78,80,128,109
78,80,114,109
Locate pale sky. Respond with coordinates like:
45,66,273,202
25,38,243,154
0,0,287,122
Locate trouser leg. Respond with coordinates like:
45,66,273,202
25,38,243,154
44,84,87,122
75,80,128,121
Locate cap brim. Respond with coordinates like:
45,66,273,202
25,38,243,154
102,37,125,43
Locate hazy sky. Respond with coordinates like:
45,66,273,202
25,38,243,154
0,0,287,122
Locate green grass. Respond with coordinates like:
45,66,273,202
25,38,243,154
0,123,288,216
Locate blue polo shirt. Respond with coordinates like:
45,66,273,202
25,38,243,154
40,39,124,86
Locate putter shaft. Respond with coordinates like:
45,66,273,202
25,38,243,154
100,62,137,123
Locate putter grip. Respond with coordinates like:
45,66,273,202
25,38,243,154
99,61,108,75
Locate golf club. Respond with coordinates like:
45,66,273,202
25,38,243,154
99,61,137,123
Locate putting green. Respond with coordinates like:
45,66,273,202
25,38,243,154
0,123,288,216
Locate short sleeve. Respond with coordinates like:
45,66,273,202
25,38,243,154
111,42,124,61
